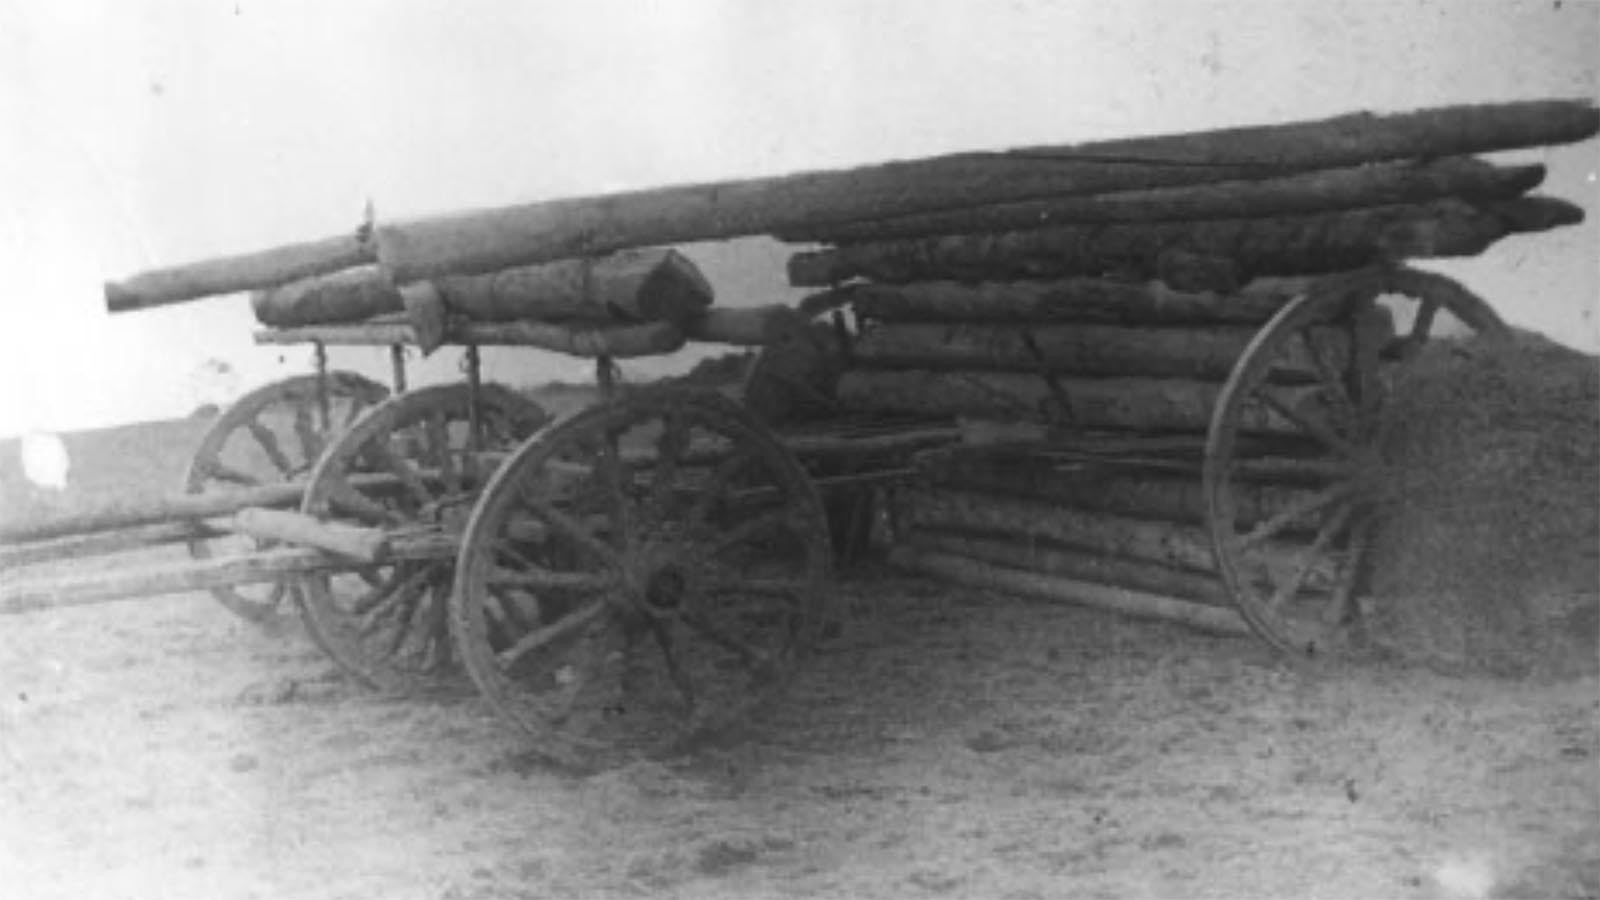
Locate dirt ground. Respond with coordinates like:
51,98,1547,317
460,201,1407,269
0,552,1594,900
2,391,1597,900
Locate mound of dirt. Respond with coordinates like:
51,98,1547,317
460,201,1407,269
1364,329,1599,678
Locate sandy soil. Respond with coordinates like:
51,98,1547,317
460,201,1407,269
1,396,1596,900
1,557,1595,900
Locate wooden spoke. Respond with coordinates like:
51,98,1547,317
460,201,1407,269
648,410,691,519
1266,501,1354,614
688,509,792,563
496,600,610,670
349,564,429,617
648,619,696,716
1322,513,1373,626
488,566,616,592
246,420,295,477
1236,481,1356,550
291,401,324,470
426,412,461,495
198,459,262,487
358,565,433,633
683,612,778,682
1297,329,1357,421
519,497,621,571
322,476,404,526
684,450,758,533
598,425,633,551
369,441,436,510
696,575,811,603
1256,387,1362,459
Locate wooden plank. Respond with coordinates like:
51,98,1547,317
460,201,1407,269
254,318,687,358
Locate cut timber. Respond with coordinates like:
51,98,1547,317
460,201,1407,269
889,545,1249,635
906,529,1234,608
850,321,1353,380
0,533,456,615
839,277,1311,325
782,157,1547,243
106,232,373,313
788,197,1582,286
251,264,402,326
372,100,1598,281
901,485,1339,589
251,248,713,328
434,248,712,322
836,369,1324,433
229,507,390,563
255,318,687,358
0,520,227,570
923,453,1325,528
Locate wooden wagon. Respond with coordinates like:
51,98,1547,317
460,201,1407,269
2,98,1594,768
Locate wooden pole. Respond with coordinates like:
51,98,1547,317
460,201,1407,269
780,157,1547,243
850,321,1353,380
838,277,1313,325
788,197,1581,286
254,318,688,358
889,545,1250,636
835,369,1323,434
901,485,1339,589
103,100,1597,306
372,100,1597,282
0,532,456,615
906,529,1235,607
228,508,391,563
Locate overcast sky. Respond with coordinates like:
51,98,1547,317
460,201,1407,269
1,0,1596,437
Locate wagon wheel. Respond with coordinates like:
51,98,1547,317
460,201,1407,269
183,372,389,624
298,383,550,693
451,389,831,769
1203,266,1506,658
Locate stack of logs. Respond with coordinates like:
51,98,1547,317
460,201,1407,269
775,103,1596,632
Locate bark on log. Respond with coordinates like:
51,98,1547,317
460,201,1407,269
252,248,713,328
781,158,1547,243
788,197,1581,287
838,277,1312,325
921,452,1323,528
255,318,687,358
888,545,1250,635
836,369,1322,433
106,232,374,313
901,485,1338,589
906,529,1234,607
850,321,1352,380
373,100,1597,282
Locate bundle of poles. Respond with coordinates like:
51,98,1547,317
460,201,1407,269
98,98,1598,632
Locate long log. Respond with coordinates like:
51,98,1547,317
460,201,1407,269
906,529,1235,608
251,248,713,328
889,545,1250,635
780,157,1547,243
850,321,1354,380
106,232,374,313
228,508,390,563
0,520,228,570
836,369,1322,433
837,277,1311,325
254,318,687,358
371,100,1597,282
900,485,1338,589
788,197,1582,286
921,453,1324,528
0,533,456,615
